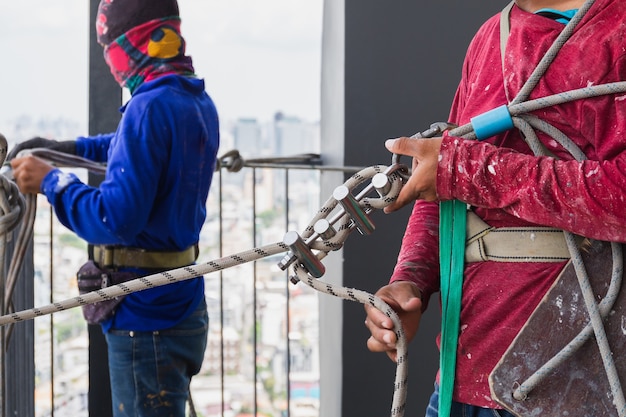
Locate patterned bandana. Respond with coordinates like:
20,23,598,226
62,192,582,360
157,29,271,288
103,17,195,93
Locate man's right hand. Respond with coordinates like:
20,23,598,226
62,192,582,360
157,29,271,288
7,137,76,161
364,281,423,362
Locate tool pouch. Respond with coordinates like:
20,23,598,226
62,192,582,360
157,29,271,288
76,260,137,325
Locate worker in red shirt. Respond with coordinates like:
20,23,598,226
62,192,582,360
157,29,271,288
365,0,626,416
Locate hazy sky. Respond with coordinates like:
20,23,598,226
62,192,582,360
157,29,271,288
0,0,323,131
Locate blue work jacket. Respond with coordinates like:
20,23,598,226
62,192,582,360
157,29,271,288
41,75,220,331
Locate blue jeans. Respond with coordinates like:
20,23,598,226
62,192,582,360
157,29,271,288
425,383,515,417
105,300,208,417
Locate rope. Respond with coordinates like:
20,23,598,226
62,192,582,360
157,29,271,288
0,134,29,417
0,241,288,325
215,149,367,173
508,0,595,105
449,81,626,141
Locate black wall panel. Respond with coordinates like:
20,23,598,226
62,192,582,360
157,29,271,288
342,2,503,416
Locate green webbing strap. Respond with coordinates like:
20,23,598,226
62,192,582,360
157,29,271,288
438,199,467,416
436,5,512,414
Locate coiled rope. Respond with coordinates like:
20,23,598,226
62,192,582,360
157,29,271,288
0,134,33,348
0,134,29,417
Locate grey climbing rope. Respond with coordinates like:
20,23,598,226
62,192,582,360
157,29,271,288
0,134,29,417
0,137,33,347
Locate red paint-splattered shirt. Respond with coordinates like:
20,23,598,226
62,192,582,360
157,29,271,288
390,0,626,408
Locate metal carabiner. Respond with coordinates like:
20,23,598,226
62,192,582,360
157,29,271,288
390,122,457,181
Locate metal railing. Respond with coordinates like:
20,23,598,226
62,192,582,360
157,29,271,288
11,153,361,417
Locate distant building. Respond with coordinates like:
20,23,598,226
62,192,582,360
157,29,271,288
233,118,263,158
229,113,320,160
204,326,241,374
271,112,320,156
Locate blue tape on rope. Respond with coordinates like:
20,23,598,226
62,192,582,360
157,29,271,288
470,105,514,140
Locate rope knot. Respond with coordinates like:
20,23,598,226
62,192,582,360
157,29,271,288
217,150,245,173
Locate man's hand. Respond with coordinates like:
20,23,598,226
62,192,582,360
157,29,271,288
364,281,423,362
384,136,442,213
10,155,55,194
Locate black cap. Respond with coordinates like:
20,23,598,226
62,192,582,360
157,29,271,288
96,0,180,45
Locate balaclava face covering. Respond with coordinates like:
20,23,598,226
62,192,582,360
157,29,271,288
96,0,195,94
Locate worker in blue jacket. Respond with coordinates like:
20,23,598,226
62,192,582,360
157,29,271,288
10,0,219,415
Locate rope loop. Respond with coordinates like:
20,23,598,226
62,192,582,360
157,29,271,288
215,150,324,173
216,149,245,172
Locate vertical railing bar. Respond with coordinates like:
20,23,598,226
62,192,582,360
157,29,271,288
285,168,292,417
49,205,55,417
251,168,259,416
218,170,225,417
252,167,259,416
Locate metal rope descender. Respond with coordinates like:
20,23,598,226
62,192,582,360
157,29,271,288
277,162,405,284
278,121,454,285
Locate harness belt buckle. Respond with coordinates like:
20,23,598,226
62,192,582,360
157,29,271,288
97,245,116,269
